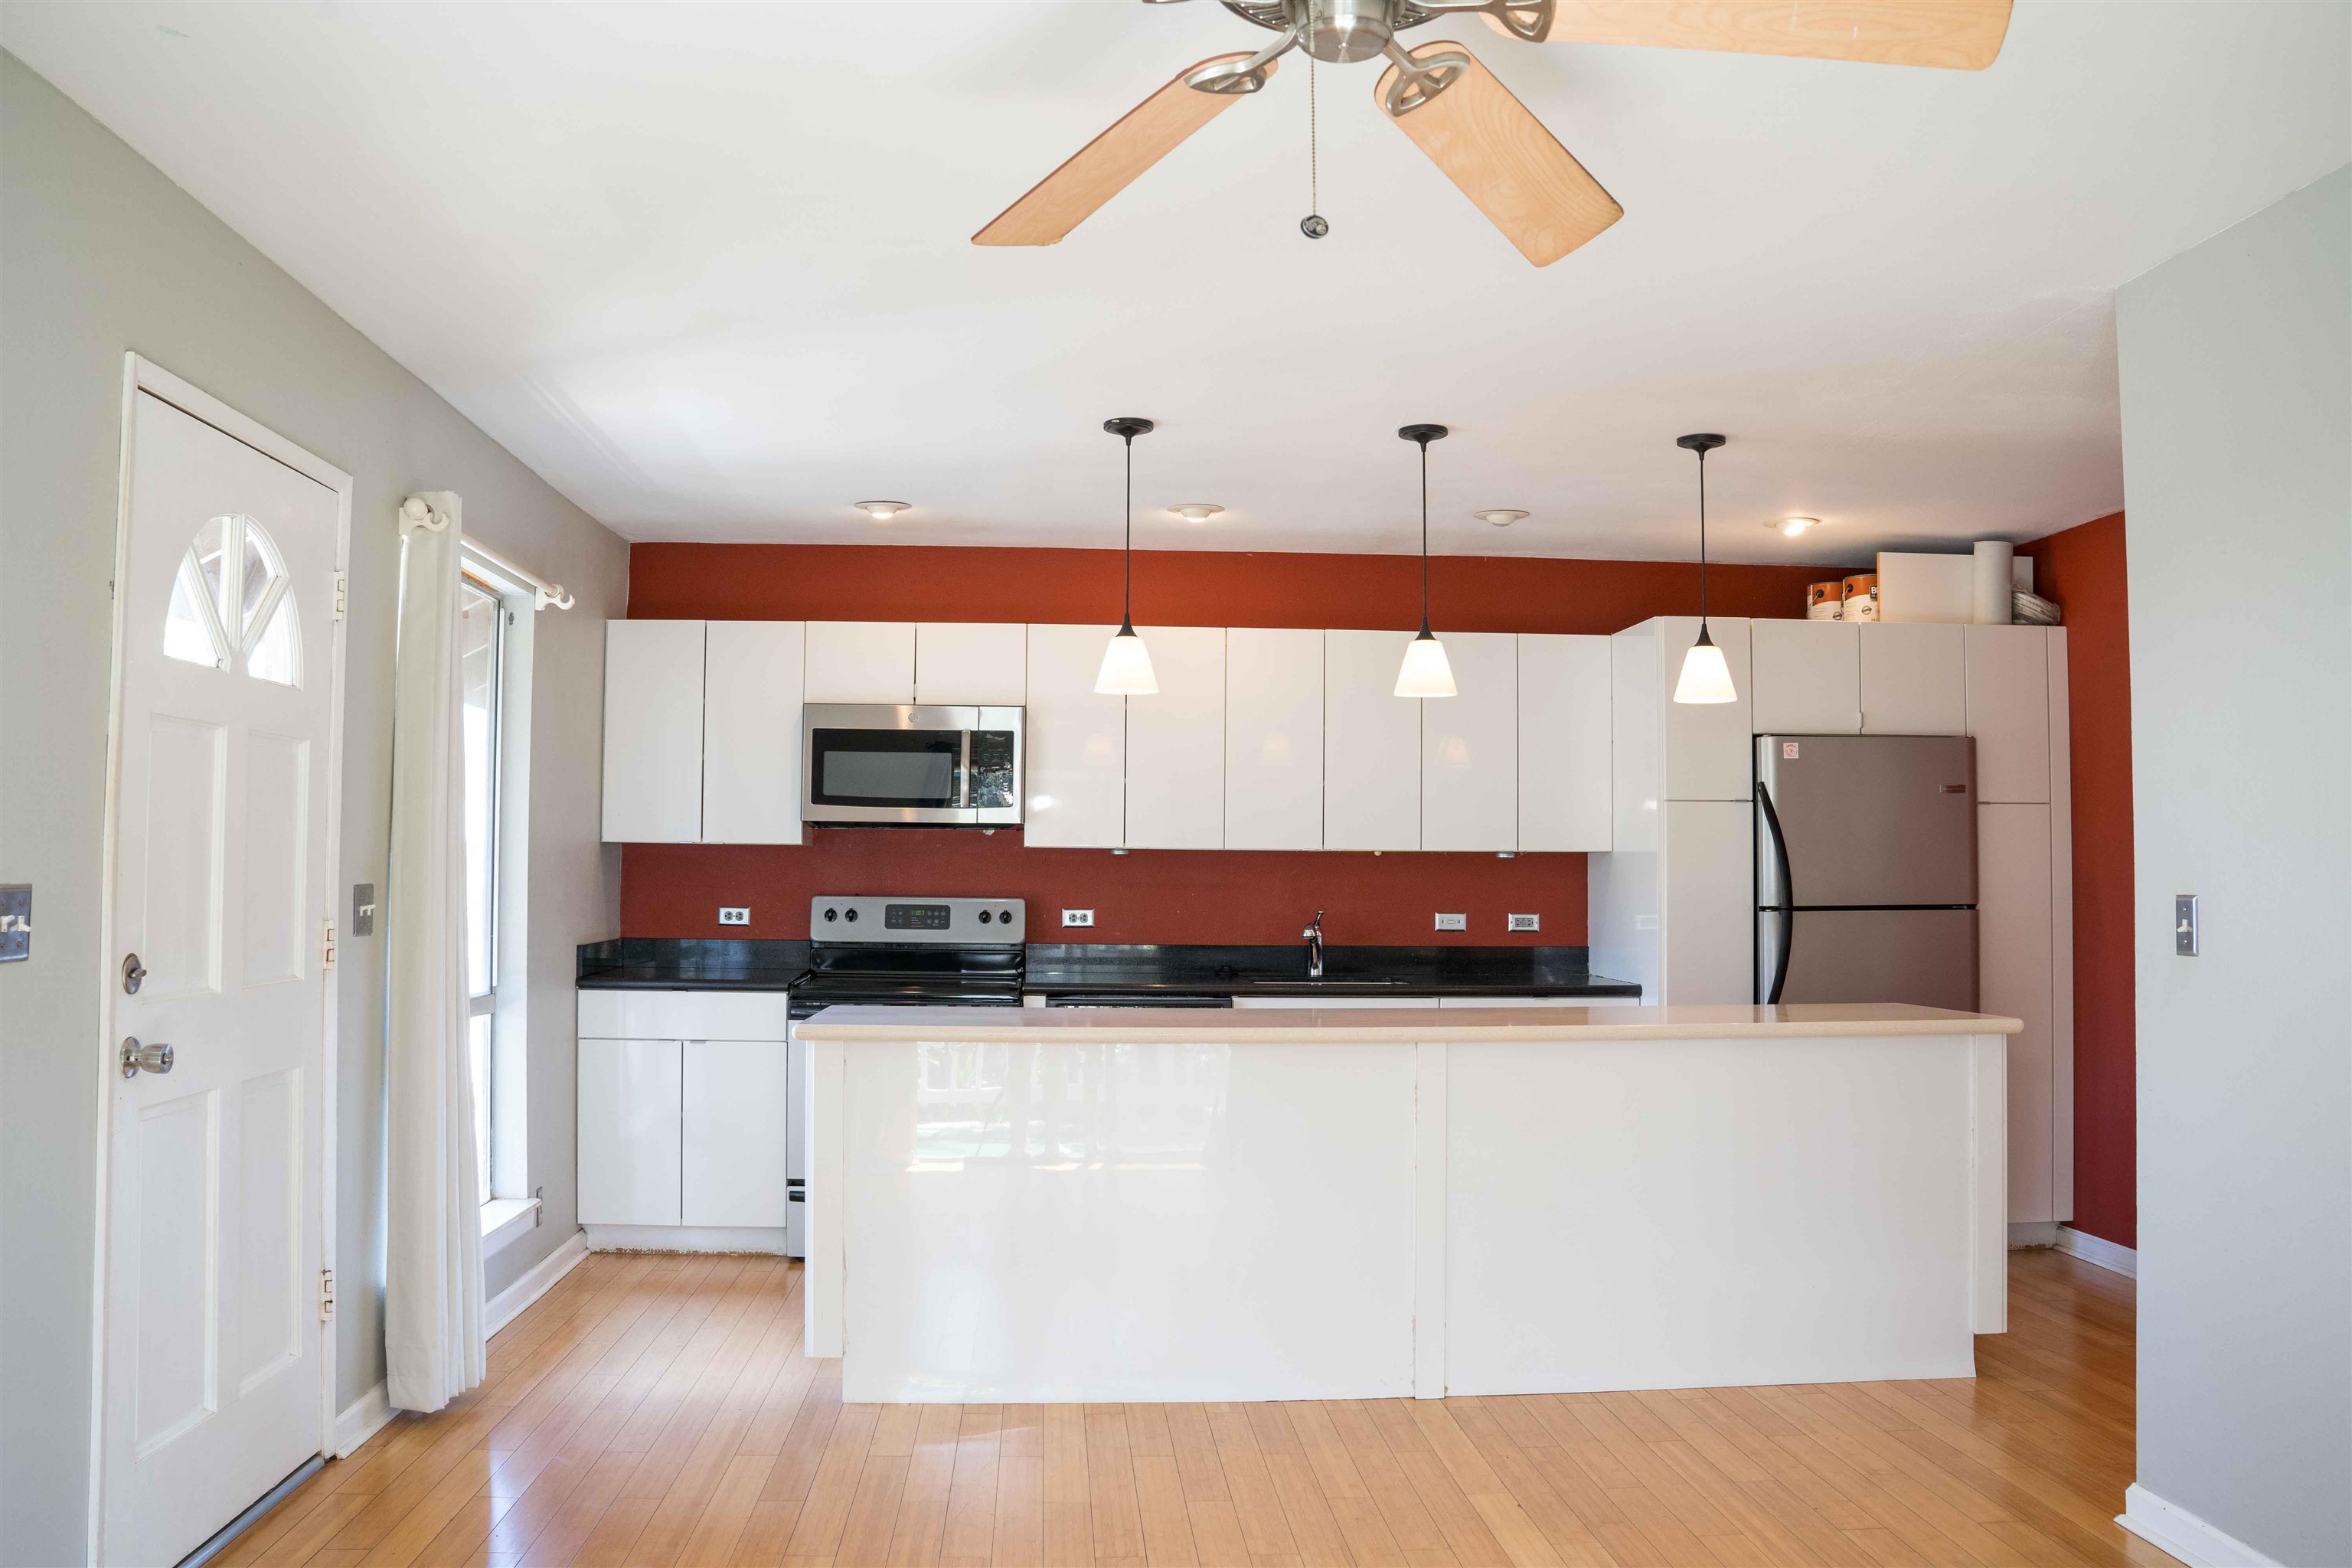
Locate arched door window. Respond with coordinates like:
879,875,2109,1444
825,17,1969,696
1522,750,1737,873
162,513,301,686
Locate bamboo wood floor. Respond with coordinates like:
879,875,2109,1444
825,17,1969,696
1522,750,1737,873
217,1248,2182,1568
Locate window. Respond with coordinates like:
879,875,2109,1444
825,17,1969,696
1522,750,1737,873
459,577,504,1200
163,512,300,684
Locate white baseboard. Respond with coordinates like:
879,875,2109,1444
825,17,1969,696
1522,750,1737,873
2118,1484,2282,1567
334,1381,394,1458
485,1229,590,1338
2055,1224,2138,1279
2007,1221,2060,1247
582,1223,792,1254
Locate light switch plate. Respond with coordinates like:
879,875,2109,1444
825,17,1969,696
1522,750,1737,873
718,906,750,926
0,884,28,962
2174,895,2197,956
1434,912,1468,933
1507,913,1540,933
1061,908,1096,928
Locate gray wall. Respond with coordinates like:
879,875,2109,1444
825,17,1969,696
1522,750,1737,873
2118,164,2350,1565
1,53,624,1566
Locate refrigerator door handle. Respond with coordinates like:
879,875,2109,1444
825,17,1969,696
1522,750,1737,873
1756,779,1795,1005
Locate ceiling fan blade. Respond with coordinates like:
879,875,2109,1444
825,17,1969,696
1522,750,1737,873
973,53,1277,247
1376,41,1622,267
1488,0,2012,70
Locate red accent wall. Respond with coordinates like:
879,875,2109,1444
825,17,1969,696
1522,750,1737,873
2020,513,2135,1250
619,543,1838,949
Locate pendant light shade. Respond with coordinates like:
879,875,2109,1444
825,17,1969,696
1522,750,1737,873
1096,416,1158,696
1672,432,1736,705
1393,423,1456,700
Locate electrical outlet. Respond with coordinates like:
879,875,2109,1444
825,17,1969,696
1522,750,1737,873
1061,908,1096,928
1508,913,1540,933
718,906,750,926
1434,912,1467,933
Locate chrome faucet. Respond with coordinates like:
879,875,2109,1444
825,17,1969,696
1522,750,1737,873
1303,910,1325,979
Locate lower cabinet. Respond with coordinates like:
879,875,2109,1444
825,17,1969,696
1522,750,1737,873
578,1037,682,1226
682,1039,792,1227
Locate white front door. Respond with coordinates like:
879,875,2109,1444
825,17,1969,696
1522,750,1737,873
100,390,340,1567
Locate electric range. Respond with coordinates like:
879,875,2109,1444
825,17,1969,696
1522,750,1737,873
789,895,1027,1019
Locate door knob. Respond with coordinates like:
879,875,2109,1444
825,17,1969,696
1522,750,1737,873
119,1037,173,1078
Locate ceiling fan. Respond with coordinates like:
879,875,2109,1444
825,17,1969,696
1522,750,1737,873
974,0,2013,266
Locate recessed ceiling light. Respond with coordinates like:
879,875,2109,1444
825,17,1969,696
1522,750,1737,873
1474,508,1530,528
1771,516,1821,537
1168,503,1224,523
854,500,910,521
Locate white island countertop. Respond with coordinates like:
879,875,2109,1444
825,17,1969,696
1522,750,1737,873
795,1000,2024,1041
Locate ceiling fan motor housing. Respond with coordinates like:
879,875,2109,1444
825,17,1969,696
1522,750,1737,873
1302,0,1397,63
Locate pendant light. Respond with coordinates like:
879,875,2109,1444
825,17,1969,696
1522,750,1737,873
1672,432,1736,704
1394,423,1458,698
1095,416,1158,695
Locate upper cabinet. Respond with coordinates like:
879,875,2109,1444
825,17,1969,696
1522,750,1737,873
1965,626,2053,803
1517,634,1612,853
603,619,706,844
1613,616,1753,802
804,621,915,704
1024,622,1125,848
1125,627,1227,849
1751,620,1860,735
915,622,1026,706
1423,632,1518,853
1227,628,1324,851
1857,623,1967,735
702,621,805,844
1324,629,1422,851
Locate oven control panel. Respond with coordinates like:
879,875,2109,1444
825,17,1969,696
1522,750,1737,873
809,896,1024,944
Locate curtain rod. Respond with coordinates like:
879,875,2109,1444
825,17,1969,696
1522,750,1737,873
400,495,574,609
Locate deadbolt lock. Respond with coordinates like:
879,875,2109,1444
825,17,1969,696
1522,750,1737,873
122,952,146,995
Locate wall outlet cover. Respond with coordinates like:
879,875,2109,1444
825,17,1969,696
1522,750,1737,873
1507,913,1540,932
1061,908,1096,927
1434,912,1468,933
718,906,750,926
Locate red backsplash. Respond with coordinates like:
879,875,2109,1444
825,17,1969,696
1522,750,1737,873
621,542,1840,947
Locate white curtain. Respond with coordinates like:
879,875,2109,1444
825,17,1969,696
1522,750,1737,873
384,491,485,1412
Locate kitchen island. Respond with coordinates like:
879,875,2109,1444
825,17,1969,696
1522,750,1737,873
796,1003,2017,1403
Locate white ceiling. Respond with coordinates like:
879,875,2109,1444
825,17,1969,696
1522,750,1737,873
7,2,2347,565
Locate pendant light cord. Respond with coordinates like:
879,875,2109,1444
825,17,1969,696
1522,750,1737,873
1122,430,1135,629
1696,446,1710,629
1419,436,1431,632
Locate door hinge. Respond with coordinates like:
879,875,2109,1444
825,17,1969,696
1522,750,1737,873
332,572,348,620
319,1268,335,1321
322,917,337,969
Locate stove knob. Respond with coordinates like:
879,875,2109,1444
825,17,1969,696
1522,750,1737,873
822,906,838,923
844,907,859,922
998,908,1015,926
977,910,992,924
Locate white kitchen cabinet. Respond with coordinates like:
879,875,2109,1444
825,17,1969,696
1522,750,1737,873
1125,626,1227,849
1661,800,1754,1004
1979,803,2056,1223
915,622,1026,706
1324,629,1422,851
683,1039,791,1228
1965,626,2052,803
1857,623,1967,735
1423,632,1518,853
804,620,916,704
1750,620,1860,735
702,620,805,844
578,1037,683,1226
1517,634,1612,853
2046,632,2074,1220
1024,623,1125,848
602,619,705,843
1608,629,1660,854
1616,616,1754,802
1226,628,1324,851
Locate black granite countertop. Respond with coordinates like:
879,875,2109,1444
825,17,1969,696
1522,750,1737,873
576,937,810,990
1021,944,1640,1000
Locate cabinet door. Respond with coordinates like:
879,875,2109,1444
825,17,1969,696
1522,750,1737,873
1423,632,1518,852
1979,804,2054,1223
1655,617,1754,802
1609,626,1660,854
1517,634,1612,852
1125,627,1226,849
602,620,705,844
1857,623,1966,734
1324,629,1421,851
1660,799,1752,1004
915,622,1026,705
578,1037,682,1226
1965,626,2051,803
1227,628,1324,851
804,621,916,704
1750,620,1860,735
702,620,805,844
682,1039,790,1228
1024,623,1125,848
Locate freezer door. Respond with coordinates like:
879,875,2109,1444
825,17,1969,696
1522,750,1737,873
1756,907,1978,1010
1756,733,1976,908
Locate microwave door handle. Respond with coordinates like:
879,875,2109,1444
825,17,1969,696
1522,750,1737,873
957,730,972,808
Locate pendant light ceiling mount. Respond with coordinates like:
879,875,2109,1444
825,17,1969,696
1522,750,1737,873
1671,431,1737,706
1394,422,1458,700
1096,416,1161,696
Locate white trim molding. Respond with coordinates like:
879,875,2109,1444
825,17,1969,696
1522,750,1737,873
2119,1485,2283,1568
485,1230,590,1338
582,1224,792,1255
334,1383,394,1459
481,1197,542,1261
2055,1224,2138,1279
2008,1220,2060,1248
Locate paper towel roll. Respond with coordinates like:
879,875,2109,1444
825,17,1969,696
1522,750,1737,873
1973,541,2015,624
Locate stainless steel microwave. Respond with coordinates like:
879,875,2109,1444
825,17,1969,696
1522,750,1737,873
801,704,1023,826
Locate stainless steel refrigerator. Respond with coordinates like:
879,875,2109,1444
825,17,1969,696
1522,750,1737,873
1754,733,1978,1010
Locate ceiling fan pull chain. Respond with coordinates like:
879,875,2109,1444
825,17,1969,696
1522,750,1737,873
1301,0,1328,238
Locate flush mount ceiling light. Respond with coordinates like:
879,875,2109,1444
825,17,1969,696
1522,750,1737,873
1394,423,1457,700
1169,503,1225,523
1769,516,1821,537
1474,508,1529,528
854,500,910,521
1672,433,1736,706
1096,418,1160,696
